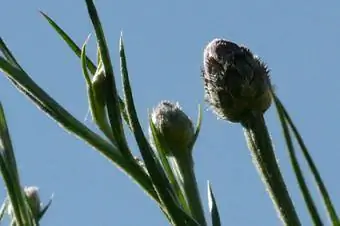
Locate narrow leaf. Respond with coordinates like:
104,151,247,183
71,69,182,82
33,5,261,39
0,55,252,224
272,92,323,225
0,198,8,222
80,36,93,85
119,35,198,225
0,56,158,204
39,12,130,129
0,103,33,225
208,181,221,226
39,12,97,74
81,37,115,143
37,195,53,221
0,38,23,71
188,105,202,151
84,0,133,160
273,93,340,226
149,119,189,212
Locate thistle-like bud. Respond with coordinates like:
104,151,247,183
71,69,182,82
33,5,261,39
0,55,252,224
150,101,194,156
203,38,272,123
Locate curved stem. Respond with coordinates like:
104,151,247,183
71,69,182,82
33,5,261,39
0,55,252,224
241,112,301,226
176,153,206,226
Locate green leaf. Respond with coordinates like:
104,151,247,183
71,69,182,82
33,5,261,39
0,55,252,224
40,12,130,129
272,92,323,225
119,34,198,225
84,0,134,161
0,38,40,105
0,103,33,226
188,105,202,151
207,181,221,226
0,55,158,205
272,93,340,226
149,118,189,213
0,39,23,71
37,195,53,221
80,36,93,86
81,37,116,143
39,12,97,74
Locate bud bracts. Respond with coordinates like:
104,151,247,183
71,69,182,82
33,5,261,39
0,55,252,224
150,101,194,155
203,38,272,122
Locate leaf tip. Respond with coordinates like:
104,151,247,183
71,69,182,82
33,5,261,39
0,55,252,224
119,32,125,51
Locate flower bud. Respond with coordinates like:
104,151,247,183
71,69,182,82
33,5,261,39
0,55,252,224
203,38,272,123
150,101,194,156
24,186,41,218
7,186,41,220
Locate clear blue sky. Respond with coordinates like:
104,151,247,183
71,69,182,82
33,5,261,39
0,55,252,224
1,0,339,225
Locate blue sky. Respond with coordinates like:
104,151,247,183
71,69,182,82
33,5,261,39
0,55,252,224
1,0,339,225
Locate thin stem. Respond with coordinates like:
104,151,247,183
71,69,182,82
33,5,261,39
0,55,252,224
241,112,301,226
176,152,206,226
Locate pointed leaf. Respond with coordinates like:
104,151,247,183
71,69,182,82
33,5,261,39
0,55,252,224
39,12,97,74
272,92,323,225
39,13,130,129
273,93,340,225
0,38,39,107
0,55,158,204
84,0,133,160
0,198,8,222
0,103,33,225
37,194,53,221
119,35,197,225
188,104,202,151
0,38,23,71
149,118,189,212
81,37,115,143
208,181,221,226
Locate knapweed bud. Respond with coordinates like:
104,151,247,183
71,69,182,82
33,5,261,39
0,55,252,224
203,38,272,123
150,101,194,156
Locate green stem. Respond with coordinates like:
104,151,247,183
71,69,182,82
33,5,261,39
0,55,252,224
176,153,206,226
241,112,301,226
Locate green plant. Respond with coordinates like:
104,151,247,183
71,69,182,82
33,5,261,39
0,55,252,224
0,0,339,225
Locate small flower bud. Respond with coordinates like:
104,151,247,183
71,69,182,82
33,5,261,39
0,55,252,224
150,101,194,156
24,186,41,218
7,186,41,220
203,38,272,123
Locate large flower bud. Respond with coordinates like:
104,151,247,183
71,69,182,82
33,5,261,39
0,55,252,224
150,101,194,156
203,38,272,122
